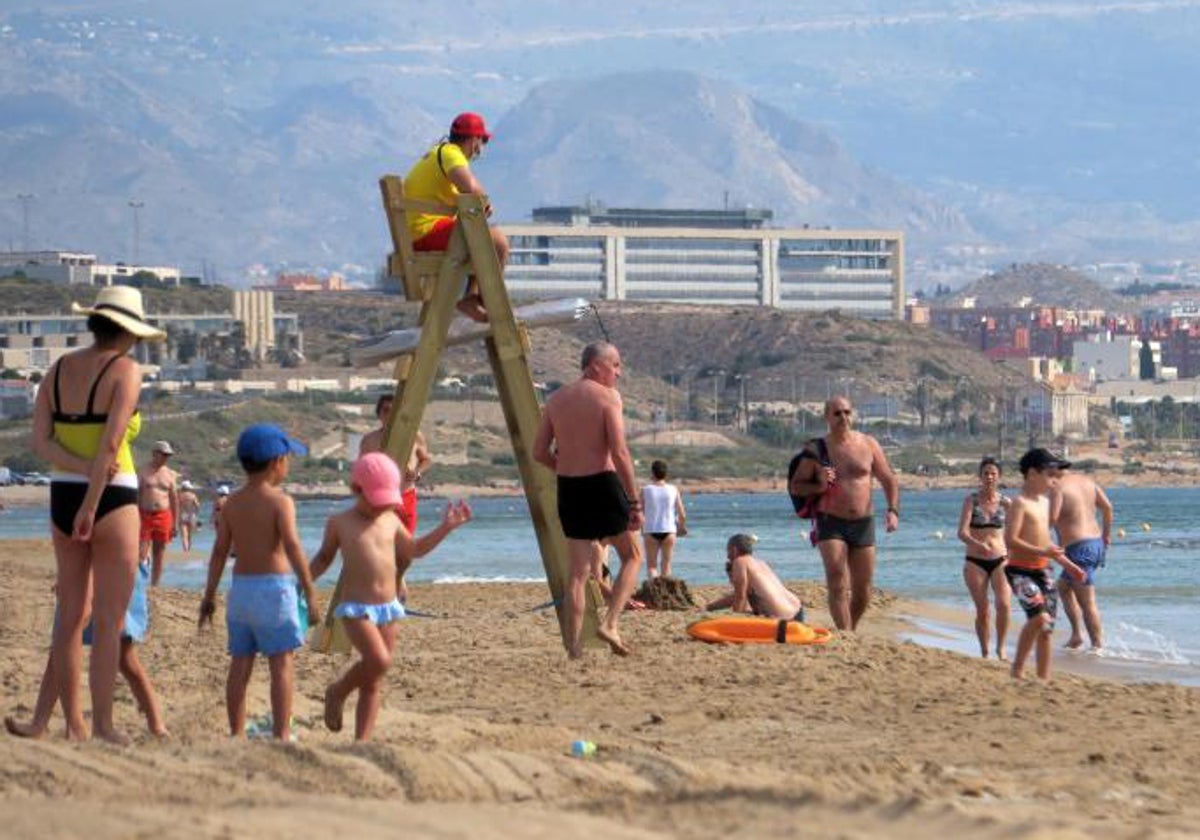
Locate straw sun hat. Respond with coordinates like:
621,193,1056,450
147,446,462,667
71,286,166,341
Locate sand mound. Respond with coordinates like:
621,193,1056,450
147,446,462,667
633,576,696,610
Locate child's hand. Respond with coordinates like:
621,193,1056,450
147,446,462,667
1061,559,1087,583
443,500,473,530
198,597,216,628
307,597,322,628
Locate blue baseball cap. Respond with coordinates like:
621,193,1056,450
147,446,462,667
236,424,308,463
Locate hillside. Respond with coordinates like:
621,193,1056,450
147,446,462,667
946,263,1133,312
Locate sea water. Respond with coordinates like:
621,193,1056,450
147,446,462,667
4,486,1197,684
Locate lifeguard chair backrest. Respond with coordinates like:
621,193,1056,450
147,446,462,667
378,175,455,303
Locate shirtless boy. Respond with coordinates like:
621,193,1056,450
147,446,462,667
199,424,320,740
359,393,434,603
309,453,471,741
534,341,643,659
1005,448,1086,680
138,440,179,585
705,533,805,621
788,396,899,631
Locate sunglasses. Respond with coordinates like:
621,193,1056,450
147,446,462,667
831,409,852,417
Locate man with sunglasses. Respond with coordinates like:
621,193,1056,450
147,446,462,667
788,396,900,631
405,111,510,323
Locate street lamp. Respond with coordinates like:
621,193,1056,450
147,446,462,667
734,373,751,433
16,193,34,251
128,199,145,265
708,368,725,427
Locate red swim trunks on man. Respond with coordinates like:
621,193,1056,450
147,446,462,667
139,508,174,544
412,217,456,251
398,487,419,533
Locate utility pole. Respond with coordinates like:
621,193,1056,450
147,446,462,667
128,199,145,265
16,193,34,251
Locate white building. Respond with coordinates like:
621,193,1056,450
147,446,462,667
1073,334,1141,381
0,250,181,286
498,221,905,320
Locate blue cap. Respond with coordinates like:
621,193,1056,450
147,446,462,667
236,424,308,463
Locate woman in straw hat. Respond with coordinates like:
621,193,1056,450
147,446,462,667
27,285,165,742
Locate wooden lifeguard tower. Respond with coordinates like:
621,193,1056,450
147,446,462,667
316,176,600,653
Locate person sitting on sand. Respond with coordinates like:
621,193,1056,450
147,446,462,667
956,456,1012,660
705,533,805,622
6,562,166,739
198,424,320,741
1005,448,1086,681
309,453,471,741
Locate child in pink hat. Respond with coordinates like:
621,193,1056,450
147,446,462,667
309,452,471,741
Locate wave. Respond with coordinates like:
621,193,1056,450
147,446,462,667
431,574,547,585
1092,621,1192,666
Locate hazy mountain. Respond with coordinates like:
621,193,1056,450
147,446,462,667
2,1,1199,284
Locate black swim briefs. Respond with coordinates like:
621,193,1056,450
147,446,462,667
556,471,631,541
815,512,876,548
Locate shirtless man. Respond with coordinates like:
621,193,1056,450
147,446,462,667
1006,448,1086,680
705,533,805,621
1050,464,1114,650
138,440,179,586
178,480,201,552
533,341,644,658
359,393,433,603
788,396,899,631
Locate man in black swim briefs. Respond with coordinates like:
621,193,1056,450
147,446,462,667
534,341,644,659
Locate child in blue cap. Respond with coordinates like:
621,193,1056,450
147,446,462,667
199,423,320,740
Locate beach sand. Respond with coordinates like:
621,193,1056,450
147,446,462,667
2,538,1198,839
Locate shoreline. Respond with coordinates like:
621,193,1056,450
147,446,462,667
0,467,1189,508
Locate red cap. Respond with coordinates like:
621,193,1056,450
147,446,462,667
450,111,492,142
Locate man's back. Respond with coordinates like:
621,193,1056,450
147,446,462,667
1054,473,1104,543
544,379,618,476
223,484,292,576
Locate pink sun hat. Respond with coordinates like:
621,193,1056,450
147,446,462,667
351,452,403,508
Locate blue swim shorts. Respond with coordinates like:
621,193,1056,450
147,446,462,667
226,574,306,657
334,598,406,626
1062,538,1106,585
83,560,150,645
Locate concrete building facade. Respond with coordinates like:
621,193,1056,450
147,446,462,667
500,222,904,319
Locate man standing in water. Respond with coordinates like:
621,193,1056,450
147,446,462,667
788,396,900,631
534,341,643,659
1050,463,1114,650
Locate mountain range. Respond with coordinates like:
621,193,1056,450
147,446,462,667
2,1,1199,287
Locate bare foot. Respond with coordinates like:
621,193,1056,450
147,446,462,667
4,716,46,739
94,728,131,746
996,650,1009,662
1064,637,1084,650
455,296,488,323
324,685,344,733
596,626,631,657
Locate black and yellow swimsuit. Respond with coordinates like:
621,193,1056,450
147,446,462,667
49,354,140,536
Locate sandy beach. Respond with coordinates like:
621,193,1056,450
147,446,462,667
2,539,1198,838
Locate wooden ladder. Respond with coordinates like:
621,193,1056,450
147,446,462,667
315,176,599,653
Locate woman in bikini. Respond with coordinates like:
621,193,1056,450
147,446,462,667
956,456,1012,660
28,286,164,742
641,459,686,579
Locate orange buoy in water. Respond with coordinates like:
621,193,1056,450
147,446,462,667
687,615,832,645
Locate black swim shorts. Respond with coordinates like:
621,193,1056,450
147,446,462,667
815,513,876,548
557,471,630,541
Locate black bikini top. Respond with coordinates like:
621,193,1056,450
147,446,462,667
969,492,1005,529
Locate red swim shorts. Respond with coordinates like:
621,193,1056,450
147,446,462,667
398,487,418,533
139,508,174,544
412,217,456,251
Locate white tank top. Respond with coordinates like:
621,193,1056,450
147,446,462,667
642,483,679,533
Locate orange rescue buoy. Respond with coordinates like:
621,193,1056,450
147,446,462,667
687,615,832,645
